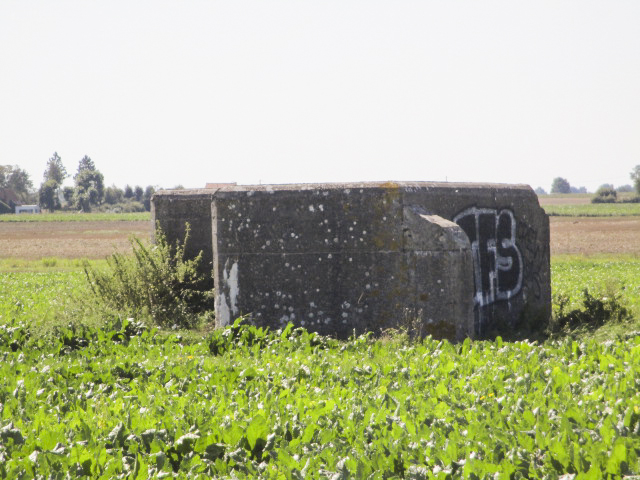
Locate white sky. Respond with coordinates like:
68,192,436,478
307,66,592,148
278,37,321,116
1,1,639,193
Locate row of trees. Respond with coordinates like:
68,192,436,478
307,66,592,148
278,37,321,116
548,166,640,196
2,152,160,213
548,177,588,194
39,152,158,212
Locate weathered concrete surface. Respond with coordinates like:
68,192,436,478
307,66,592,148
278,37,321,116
401,206,475,340
152,182,551,339
151,190,215,288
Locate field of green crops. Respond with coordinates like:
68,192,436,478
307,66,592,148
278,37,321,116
1,257,640,478
542,203,640,217
552,256,640,313
0,317,638,479
0,271,86,331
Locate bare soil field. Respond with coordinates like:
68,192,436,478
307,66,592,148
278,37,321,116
0,217,638,259
538,194,592,206
0,221,151,259
538,192,637,207
550,216,640,256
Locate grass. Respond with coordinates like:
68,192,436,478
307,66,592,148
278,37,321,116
543,203,640,216
1,254,639,337
0,258,108,273
549,255,640,342
540,192,637,202
0,212,150,222
0,270,86,332
539,192,640,216
552,255,640,314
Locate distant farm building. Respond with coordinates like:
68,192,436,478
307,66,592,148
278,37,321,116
15,205,41,214
205,183,237,189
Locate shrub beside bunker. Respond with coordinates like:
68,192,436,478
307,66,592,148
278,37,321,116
83,224,214,329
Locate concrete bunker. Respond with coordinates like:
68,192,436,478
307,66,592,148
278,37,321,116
152,182,551,340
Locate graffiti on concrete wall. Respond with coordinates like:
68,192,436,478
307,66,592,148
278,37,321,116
453,207,523,307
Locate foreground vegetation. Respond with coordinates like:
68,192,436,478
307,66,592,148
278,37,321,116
552,256,640,314
1,317,639,478
1,253,640,477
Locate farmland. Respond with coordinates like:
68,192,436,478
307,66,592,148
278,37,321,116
0,220,149,261
3,208,640,261
2,317,639,478
551,217,640,256
544,203,640,217
539,193,640,217
1,203,640,478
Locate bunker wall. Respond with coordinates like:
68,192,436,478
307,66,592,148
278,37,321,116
152,182,551,339
151,190,216,287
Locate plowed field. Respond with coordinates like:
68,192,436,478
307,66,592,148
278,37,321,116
0,221,151,259
550,216,640,256
0,217,638,259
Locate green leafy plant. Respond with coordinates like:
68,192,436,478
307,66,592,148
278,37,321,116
207,318,331,356
551,288,632,333
2,317,640,478
4,247,640,477
83,224,213,329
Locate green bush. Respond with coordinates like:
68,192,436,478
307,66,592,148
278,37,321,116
591,187,617,203
97,201,146,213
83,224,214,329
551,288,631,333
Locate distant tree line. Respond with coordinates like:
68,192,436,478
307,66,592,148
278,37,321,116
540,166,640,203
0,152,164,214
547,177,588,194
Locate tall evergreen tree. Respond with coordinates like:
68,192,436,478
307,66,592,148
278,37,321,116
39,153,67,211
73,156,104,211
43,152,68,185
74,155,96,178
134,185,144,202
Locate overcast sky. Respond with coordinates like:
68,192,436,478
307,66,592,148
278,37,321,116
1,1,639,192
